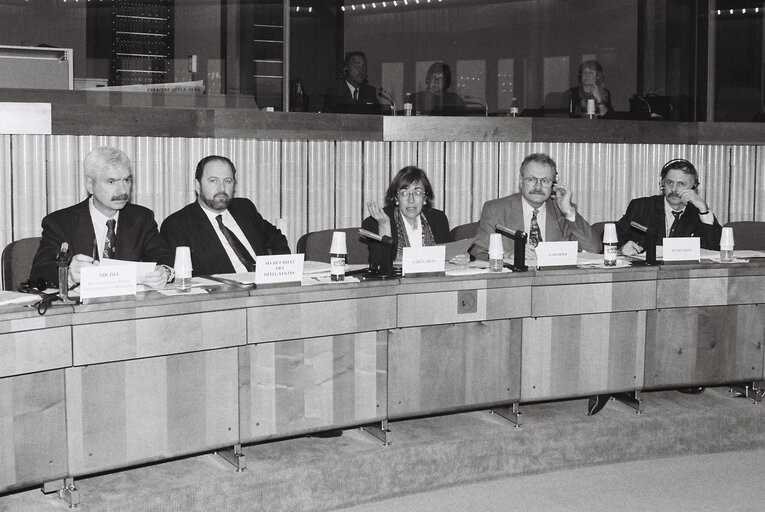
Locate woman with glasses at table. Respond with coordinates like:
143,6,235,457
362,166,468,269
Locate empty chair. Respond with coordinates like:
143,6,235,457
449,222,479,241
723,221,765,250
2,236,42,291
296,227,368,264
590,221,614,252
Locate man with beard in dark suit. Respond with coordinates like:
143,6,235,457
160,155,290,276
30,146,173,288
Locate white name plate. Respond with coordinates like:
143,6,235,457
536,241,578,267
662,237,700,261
80,264,137,299
255,254,304,285
99,258,156,283
402,246,446,276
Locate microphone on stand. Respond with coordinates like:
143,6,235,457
377,88,397,116
359,228,396,276
495,224,528,271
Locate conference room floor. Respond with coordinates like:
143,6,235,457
334,448,765,512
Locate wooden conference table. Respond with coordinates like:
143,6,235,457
1,259,764,497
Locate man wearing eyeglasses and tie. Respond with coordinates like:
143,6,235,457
29,146,173,289
471,153,601,260
160,155,290,276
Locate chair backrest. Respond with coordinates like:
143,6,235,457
296,227,368,264
590,221,613,249
449,222,479,241
723,221,765,250
2,236,42,291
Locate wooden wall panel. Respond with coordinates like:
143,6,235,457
0,370,67,493
388,320,521,418
247,296,396,343
397,286,531,327
644,305,764,388
72,309,246,365
66,349,239,475
521,311,645,400
238,331,386,441
532,280,656,317
0,326,71,378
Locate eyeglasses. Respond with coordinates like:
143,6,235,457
397,189,425,200
522,176,554,187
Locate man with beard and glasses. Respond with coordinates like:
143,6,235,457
160,155,290,276
30,146,173,288
471,152,601,261
616,158,722,256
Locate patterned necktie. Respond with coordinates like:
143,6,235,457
216,214,256,271
103,218,117,259
529,209,542,247
353,87,359,101
669,210,682,237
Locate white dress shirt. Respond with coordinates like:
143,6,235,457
521,197,547,242
89,198,120,259
401,214,424,247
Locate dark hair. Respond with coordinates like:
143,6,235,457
426,61,452,90
195,155,237,181
520,153,558,176
344,51,367,71
384,166,434,209
660,158,699,187
577,60,605,87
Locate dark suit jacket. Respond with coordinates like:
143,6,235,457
361,205,452,268
616,194,722,250
30,199,173,285
322,79,380,113
471,192,601,259
160,198,290,276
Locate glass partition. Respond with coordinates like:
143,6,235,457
1,0,762,122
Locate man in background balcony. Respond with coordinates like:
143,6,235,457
161,155,290,276
30,146,173,288
322,51,381,113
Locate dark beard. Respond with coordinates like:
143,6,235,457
201,193,231,211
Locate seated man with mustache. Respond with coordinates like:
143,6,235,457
471,152,601,261
161,155,290,276
616,158,722,255
30,146,173,289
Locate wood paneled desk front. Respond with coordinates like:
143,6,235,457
1,261,763,498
